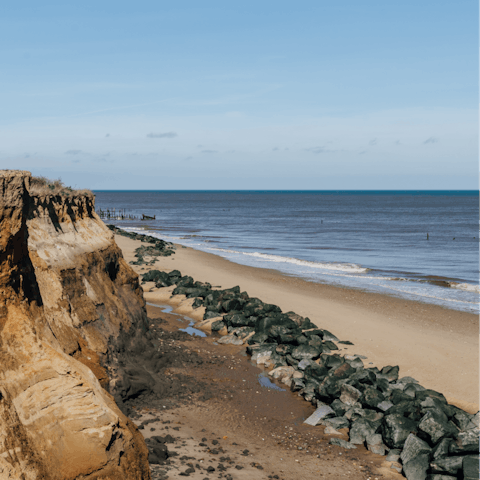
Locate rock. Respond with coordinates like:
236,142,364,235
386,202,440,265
349,418,377,445
463,455,480,480
430,456,464,476
404,383,426,398
361,386,385,409
452,410,478,431
290,377,305,390
329,438,357,449
297,358,315,370
340,384,362,406
304,405,335,426
269,366,295,380
432,438,453,461
383,414,418,449
323,416,350,430
403,453,429,480
418,409,458,444
330,399,349,417
377,400,394,412
381,365,400,382
400,434,432,465
366,433,387,456
449,429,479,454
386,449,401,462
321,330,339,341
291,345,321,360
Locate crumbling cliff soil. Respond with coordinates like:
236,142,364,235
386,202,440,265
0,171,150,479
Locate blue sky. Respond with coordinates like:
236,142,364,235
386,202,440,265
1,1,477,189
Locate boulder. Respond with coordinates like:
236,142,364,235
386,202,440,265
323,416,350,430
400,434,432,465
418,409,458,444
349,418,377,445
383,414,418,448
340,384,362,406
402,453,429,480
366,433,387,456
381,365,400,382
463,455,480,480
291,345,321,360
430,456,464,476
449,429,479,454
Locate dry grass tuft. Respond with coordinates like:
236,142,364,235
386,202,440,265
29,176,93,197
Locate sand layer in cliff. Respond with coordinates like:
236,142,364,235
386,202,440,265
116,234,479,410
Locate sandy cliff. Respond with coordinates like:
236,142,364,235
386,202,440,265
0,171,150,479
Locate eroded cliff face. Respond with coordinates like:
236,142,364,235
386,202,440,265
0,171,151,480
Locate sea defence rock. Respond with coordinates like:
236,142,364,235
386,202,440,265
137,260,479,480
0,171,150,479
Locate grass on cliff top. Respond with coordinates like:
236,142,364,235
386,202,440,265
30,176,93,197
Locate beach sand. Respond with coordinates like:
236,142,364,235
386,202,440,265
116,234,479,411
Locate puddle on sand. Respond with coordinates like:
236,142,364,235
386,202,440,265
146,302,206,337
257,371,286,392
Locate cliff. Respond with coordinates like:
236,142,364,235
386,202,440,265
0,171,151,479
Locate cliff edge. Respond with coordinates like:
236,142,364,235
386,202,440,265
0,170,151,479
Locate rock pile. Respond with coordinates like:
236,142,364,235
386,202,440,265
108,225,175,263
141,267,479,480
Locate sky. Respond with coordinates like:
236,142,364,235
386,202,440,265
0,1,478,190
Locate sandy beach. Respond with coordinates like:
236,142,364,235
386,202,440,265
116,234,479,410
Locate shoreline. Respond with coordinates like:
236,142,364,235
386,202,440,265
116,234,479,409
113,222,479,315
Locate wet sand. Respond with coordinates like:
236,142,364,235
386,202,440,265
139,303,401,480
116,234,479,410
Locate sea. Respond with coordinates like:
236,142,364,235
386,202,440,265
93,191,479,314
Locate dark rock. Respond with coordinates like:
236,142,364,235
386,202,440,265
249,332,268,344
400,434,432,465
361,386,385,409
418,409,458,444
304,363,328,383
430,456,463,476
323,340,339,350
330,399,349,417
321,330,339,341
404,383,426,398
381,365,399,382
321,354,344,370
255,315,296,335
383,414,418,449
449,430,479,454
290,377,305,392
463,455,480,480
204,310,221,320
403,453,429,480
349,418,377,445
276,344,293,355
452,410,478,431
211,320,226,331
366,433,387,455
432,438,453,459
324,416,350,430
